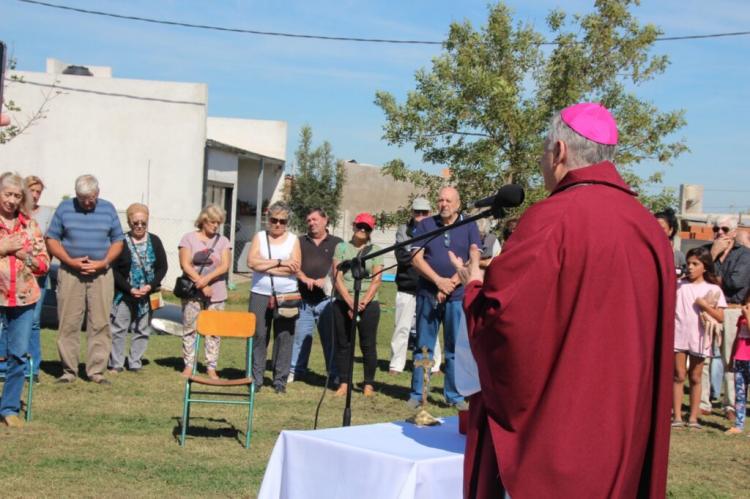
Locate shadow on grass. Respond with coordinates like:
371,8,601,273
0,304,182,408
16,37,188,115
171,416,248,447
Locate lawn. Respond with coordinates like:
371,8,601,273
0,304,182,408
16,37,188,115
1,282,747,498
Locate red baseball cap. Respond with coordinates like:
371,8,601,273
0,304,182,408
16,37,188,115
353,212,376,230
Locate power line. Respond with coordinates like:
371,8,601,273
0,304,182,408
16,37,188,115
15,0,750,46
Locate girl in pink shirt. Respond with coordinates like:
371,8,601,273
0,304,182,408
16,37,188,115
673,247,726,429
726,295,750,435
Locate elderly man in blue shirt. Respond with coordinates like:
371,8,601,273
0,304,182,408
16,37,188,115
46,174,124,384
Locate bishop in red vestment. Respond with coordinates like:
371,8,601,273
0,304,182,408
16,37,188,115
454,104,676,498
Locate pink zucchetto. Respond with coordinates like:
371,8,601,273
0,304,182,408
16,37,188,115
560,103,618,146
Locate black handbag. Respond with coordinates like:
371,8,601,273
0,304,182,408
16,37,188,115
173,235,219,300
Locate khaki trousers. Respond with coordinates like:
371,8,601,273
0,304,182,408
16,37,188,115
56,266,114,379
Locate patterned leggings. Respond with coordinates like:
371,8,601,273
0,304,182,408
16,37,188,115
182,299,224,370
735,360,750,430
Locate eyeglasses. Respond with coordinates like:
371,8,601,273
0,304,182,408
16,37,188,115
413,210,429,216
443,232,451,248
712,226,731,234
270,217,288,226
355,223,372,233
130,221,148,227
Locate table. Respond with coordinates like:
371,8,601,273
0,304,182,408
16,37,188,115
258,416,465,499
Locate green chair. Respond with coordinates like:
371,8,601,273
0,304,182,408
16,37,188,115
179,310,256,448
0,353,34,422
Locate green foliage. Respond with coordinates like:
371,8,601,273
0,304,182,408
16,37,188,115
286,125,345,232
375,0,687,211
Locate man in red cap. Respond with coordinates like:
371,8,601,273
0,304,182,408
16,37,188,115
451,103,675,498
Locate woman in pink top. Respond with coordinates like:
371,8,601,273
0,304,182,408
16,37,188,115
673,247,726,429
178,204,231,380
726,295,750,435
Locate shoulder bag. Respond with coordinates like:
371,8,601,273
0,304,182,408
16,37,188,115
266,232,301,319
173,234,219,300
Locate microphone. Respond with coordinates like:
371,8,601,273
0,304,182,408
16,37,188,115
473,184,525,209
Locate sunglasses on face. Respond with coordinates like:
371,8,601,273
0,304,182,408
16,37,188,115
355,223,372,233
413,210,429,216
130,221,148,227
269,217,288,226
713,226,731,234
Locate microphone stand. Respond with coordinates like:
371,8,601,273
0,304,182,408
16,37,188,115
339,203,506,427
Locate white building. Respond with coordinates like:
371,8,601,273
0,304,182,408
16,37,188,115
0,59,287,286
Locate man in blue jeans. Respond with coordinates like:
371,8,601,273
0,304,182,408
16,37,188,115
289,208,342,383
408,186,480,410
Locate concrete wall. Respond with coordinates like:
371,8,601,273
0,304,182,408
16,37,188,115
207,117,287,163
339,161,419,214
0,67,208,286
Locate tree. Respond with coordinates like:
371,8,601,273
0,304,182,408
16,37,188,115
375,0,687,212
286,125,345,232
0,58,61,145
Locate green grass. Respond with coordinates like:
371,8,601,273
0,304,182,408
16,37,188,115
2,281,748,497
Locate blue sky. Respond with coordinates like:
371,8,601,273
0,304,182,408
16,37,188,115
3,0,749,212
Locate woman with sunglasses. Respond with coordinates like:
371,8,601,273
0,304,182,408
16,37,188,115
332,212,383,397
247,202,301,394
108,203,167,374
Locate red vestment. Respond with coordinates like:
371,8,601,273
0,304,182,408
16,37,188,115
463,162,675,498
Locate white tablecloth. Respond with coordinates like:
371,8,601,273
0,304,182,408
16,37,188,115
258,416,465,499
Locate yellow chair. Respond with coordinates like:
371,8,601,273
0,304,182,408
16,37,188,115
179,310,256,448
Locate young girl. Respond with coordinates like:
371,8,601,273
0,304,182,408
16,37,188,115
673,247,726,429
725,294,750,435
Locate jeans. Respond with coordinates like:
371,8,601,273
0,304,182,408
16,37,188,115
0,305,34,417
734,360,749,430
27,275,47,376
290,298,336,378
701,343,723,410
409,294,464,405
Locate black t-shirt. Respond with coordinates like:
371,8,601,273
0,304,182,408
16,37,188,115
299,232,343,303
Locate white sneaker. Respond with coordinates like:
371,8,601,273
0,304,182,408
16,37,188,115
287,373,295,383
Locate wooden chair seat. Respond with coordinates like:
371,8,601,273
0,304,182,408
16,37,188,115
188,375,253,387
180,310,257,448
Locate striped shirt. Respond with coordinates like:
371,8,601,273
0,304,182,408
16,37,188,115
46,198,125,261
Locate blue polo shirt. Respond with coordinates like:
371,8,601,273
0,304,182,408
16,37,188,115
46,198,125,261
412,214,481,301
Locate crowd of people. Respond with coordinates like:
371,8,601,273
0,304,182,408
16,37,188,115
1,102,748,498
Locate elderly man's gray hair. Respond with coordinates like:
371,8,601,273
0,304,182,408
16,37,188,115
547,113,617,169
714,215,739,231
75,174,100,196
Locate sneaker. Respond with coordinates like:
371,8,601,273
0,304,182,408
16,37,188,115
453,400,469,411
273,384,286,394
406,398,421,410
1,414,24,428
